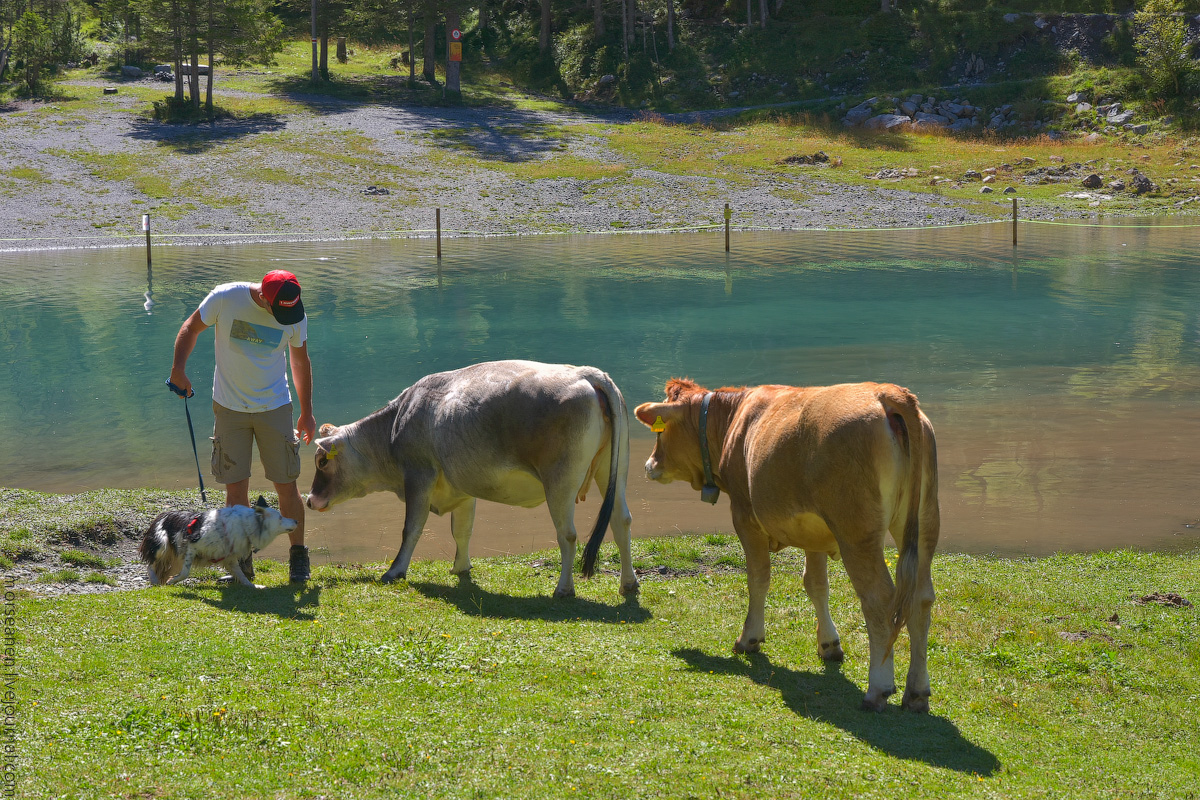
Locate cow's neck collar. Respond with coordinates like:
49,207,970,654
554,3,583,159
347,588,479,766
698,392,721,504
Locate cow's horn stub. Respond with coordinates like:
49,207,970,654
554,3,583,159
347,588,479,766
318,423,339,436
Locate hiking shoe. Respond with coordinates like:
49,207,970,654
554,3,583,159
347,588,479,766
289,545,310,583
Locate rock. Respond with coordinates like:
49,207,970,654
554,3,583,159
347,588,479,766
1004,12,1021,22
1076,103,1092,113
900,101,919,116
983,175,995,184
907,94,923,105
868,114,912,130
154,64,172,74
362,186,391,196
1034,17,1049,29
1109,180,1126,191
1081,174,1103,188
843,98,878,126
963,170,982,181
949,119,974,132
1108,110,1135,125
989,115,1005,129
1131,124,1150,135
1067,92,1084,103
121,65,143,78
781,151,831,165
1004,186,1017,193
873,168,910,179
980,186,993,194
598,74,616,86
1130,173,1154,194
944,102,965,117
1050,155,1064,162
914,111,951,127
1018,157,1036,165
103,87,118,95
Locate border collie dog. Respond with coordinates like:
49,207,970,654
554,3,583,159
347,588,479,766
139,497,297,588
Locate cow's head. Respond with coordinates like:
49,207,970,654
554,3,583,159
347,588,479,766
306,422,372,512
634,378,709,489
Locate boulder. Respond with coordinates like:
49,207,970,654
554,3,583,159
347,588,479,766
1076,103,1092,113
598,74,616,86
900,101,919,116
121,65,143,78
980,186,993,194
1004,12,1021,22
963,170,982,181
1004,187,1017,193
914,111,951,127
1081,174,1103,189
1108,110,1135,125
1131,124,1150,135
864,114,911,131
843,98,878,126
1067,92,1084,103
1130,174,1154,194
1109,180,1126,191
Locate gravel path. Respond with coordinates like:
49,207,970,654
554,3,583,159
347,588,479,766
0,79,1091,253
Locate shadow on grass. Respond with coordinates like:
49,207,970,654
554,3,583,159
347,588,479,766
408,577,651,624
673,648,1000,776
177,583,322,620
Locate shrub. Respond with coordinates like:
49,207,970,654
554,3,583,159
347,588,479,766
1134,0,1196,98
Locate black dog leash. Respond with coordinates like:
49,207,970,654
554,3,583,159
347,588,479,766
166,380,209,504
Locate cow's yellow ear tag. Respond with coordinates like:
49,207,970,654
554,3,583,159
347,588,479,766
327,446,339,459
651,416,666,433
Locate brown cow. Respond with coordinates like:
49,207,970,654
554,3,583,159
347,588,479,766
634,379,939,712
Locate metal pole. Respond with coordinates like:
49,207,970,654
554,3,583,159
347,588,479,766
724,203,731,252
1012,197,1017,247
311,0,319,82
436,208,442,259
143,213,151,266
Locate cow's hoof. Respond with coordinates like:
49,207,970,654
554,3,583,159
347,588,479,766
380,571,406,584
902,689,931,714
553,587,576,599
860,688,895,713
619,579,641,597
733,638,762,654
819,640,844,662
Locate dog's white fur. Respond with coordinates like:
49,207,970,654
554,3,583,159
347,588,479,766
139,502,297,588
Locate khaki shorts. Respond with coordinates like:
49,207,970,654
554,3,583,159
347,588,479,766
211,402,301,485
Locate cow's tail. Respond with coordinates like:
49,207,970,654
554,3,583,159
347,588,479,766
581,372,626,578
882,387,938,655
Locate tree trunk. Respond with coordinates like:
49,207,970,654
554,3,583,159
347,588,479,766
880,0,890,12
407,5,415,83
423,19,437,83
445,7,460,95
189,12,200,110
759,0,768,28
621,0,628,60
205,0,214,118
666,0,674,51
173,0,183,102
539,0,551,53
479,0,489,33
319,32,329,78
593,0,604,37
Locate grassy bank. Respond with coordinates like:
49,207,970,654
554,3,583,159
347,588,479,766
8,490,1199,798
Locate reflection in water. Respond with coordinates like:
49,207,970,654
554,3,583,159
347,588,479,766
4,224,1200,562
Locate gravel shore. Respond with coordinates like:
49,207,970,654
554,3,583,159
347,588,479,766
0,79,1100,253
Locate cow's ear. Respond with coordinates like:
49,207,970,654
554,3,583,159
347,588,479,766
319,423,339,437
635,402,683,430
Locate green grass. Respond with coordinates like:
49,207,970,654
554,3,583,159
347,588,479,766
58,549,118,569
16,514,1200,798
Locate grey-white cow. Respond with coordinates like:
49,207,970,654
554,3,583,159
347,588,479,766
306,360,639,598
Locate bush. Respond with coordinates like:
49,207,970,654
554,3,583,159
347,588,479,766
1134,0,1196,98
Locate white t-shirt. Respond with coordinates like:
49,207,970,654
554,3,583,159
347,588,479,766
198,282,307,413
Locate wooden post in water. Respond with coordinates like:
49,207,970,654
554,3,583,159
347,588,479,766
1012,198,1018,247
436,208,442,259
724,203,731,252
143,213,151,265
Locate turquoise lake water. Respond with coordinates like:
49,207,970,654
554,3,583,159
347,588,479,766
4,224,1200,561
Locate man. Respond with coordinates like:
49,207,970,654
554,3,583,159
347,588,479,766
169,269,316,583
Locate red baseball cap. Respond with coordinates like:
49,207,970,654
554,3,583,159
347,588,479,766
261,270,305,325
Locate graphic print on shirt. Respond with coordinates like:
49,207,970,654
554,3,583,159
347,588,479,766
230,319,283,353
